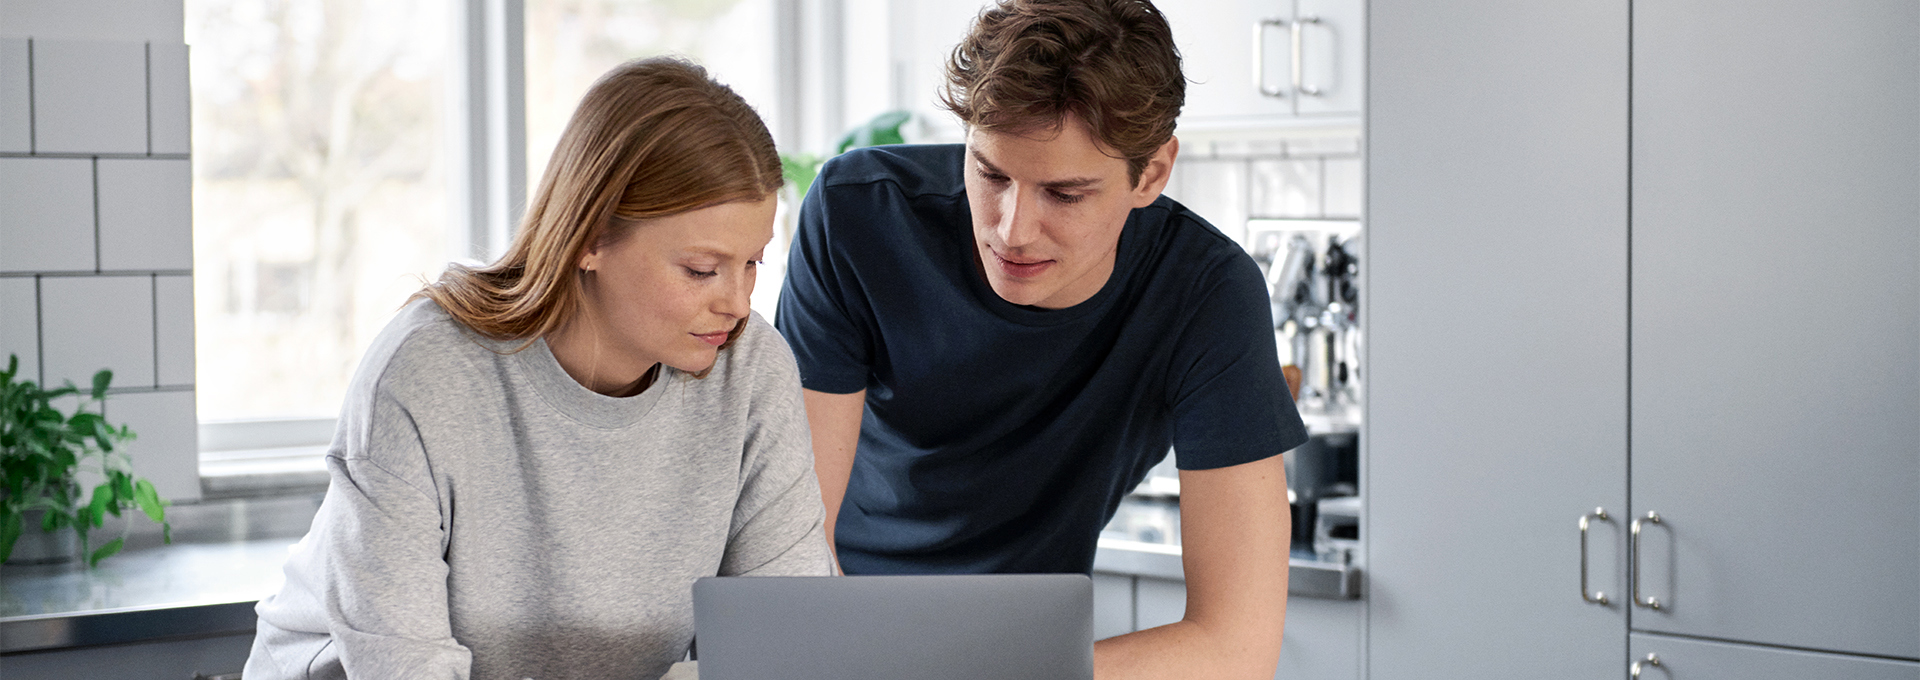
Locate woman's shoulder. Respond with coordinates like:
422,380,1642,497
703,311,801,390
352,299,505,400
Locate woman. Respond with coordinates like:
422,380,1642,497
245,58,832,680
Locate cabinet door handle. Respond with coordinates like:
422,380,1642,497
1579,507,1611,605
1630,653,1662,678
1292,16,1323,97
1630,511,1663,610
1254,18,1290,97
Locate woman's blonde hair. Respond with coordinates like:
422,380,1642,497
416,57,782,355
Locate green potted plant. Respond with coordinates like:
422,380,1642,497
1,354,171,567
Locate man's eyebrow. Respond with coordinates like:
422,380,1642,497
970,149,1103,190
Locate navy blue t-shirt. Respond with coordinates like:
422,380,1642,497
776,144,1307,575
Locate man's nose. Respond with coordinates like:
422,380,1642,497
996,185,1041,248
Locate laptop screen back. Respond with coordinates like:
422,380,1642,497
692,573,1094,680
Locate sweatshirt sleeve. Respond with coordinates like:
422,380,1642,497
246,380,472,679
716,319,836,577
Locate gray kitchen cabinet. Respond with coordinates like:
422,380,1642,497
1156,0,1361,132
1628,0,1920,660
1628,633,1920,680
1367,1,1630,679
1369,0,1919,677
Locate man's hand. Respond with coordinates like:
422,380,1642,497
1093,454,1291,680
802,388,866,552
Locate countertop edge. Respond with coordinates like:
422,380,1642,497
1,599,259,654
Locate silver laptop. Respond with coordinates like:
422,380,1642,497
692,574,1094,680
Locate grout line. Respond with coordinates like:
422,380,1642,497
151,273,159,388
34,275,44,386
25,38,34,154
0,269,194,278
0,152,190,160
92,157,101,272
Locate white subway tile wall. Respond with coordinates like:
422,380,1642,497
105,389,201,503
1164,134,1363,230
1323,157,1363,219
0,39,28,153
0,277,37,376
0,156,95,272
0,33,200,501
154,274,193,386
40,274,155,389
148,44,190,155
32,39,148,155
98,158,192,271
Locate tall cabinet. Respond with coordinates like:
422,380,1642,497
1368,1,1919,678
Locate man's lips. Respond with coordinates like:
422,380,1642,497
991,249,1055,279
693,331,730,347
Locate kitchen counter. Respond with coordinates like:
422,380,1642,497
0,494,320,654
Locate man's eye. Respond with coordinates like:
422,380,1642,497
1051,191,1085,204
980,171,1009,183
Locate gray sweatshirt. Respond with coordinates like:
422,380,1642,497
245,301,832,680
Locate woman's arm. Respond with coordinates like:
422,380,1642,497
247,387,470,680
717,321,837,578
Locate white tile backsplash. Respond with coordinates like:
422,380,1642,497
153,274,191,386
31,39,147,155
1171,160,1250,246
39,274,154,389
0,156,96,273
148,43,188,155
0,277,38,379
98,158,191,270
1323,157,1362,219
106,389,201,502
1251,158,1323,218
0,38,29,153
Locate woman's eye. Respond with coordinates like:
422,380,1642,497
685,267,718,278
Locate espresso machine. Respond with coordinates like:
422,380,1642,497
1250,223,1362,557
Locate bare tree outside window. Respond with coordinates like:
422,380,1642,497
189,0,454,420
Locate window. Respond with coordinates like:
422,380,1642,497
187,0,822,484
187,0,456,424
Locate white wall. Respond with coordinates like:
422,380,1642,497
0,0,199,502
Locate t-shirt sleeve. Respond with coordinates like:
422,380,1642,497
1165,253,1310,470
775,164,875,395
718,322,836,577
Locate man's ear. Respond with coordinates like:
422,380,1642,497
1130,136,1180,208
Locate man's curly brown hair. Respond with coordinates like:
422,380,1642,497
939,0,1185,187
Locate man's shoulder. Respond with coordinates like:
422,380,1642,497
1138,196,1268,292
816,144,966,200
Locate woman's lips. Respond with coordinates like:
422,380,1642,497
693,331,729,347
994,250,1054,279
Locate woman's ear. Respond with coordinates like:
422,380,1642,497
578,247,601,273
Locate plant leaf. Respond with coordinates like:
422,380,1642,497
0,510,20,563
134,479,165,523
88,537,124,567
88,483,113,527
90,370,112,400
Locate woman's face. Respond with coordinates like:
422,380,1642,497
576,195,776,376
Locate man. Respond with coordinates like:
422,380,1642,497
775,1,1306,678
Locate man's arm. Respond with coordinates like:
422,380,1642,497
1092,454,1291,680
802,387,866,551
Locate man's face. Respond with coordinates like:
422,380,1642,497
964,114,1176,309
